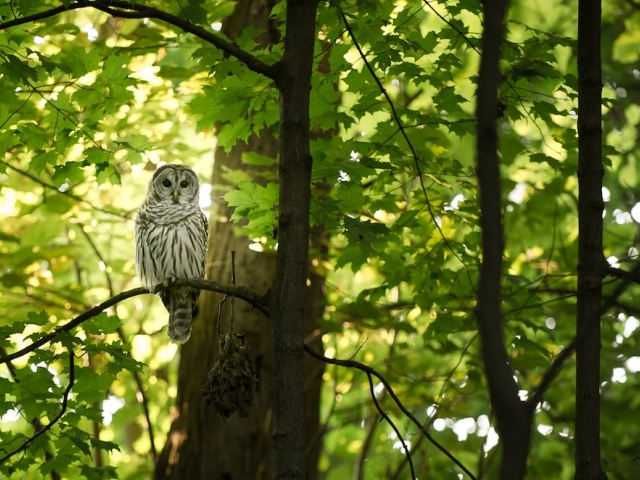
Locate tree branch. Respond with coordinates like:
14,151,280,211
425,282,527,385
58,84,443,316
2,276,477,478
365,372,416,480
0,0,279,81
0,160,131,218
474,0,532,478
528,261,640,409
0,4,82,29
303,345,477,480
338,7,474,291
116,327,158,461
0,278,268,366
606,265,640,285
0,348,75,465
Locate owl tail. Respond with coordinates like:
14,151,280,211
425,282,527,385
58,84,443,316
163,289,194,344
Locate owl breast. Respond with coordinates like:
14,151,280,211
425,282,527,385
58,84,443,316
135,204,207,291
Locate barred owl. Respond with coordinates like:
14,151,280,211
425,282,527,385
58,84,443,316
135,164,208,344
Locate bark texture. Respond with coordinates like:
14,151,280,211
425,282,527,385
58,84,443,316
475,0,532,478
575,0,605,478
155,134,278,480
156,1,324,478
268,1,320,478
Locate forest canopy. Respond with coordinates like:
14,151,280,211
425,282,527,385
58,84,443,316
1,0,639,479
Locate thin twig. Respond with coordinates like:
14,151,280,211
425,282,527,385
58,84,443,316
338,7,473,287
216,292,228,341
77,224,114,295
304,345,477,480
0,348,75,465
366,372,416,480
528,260,640,408
230,251,236,335
116,328,157,460
1,160,130,218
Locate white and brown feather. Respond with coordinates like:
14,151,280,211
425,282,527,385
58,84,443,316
135,164,208,344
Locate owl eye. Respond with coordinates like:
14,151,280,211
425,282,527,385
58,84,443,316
180,180,189,188
162,179,172,188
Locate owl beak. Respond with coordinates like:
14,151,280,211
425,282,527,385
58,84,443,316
172,190,179,202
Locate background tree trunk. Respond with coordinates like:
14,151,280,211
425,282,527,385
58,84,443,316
155,135,278,480
475,0,533,478
156,1,324,478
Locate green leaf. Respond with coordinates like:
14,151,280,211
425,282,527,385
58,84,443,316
51,162,86,186
242,151,277,166
83,313,122,335
42,193,78,214
27,310,50,326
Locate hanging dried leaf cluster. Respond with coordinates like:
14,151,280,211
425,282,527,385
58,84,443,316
201,333,257,419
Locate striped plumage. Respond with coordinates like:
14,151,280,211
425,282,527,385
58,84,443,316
135,164,208,344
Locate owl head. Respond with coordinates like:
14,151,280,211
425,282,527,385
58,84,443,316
147,164,200,205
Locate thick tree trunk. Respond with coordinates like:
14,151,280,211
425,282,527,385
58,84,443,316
156,1,324,478
575,0,605,479
268,0,319,476
155,133,278,480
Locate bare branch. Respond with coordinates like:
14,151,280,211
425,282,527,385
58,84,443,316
606,265,640,285
303,345,477,480
528,261,640,408
365,372,416,480
0,0,279,80
0,348,75,465
527,338,577,409
338,7,474,287
116,327,158,460
0,4,82,30
0,160,131,219
0,278,268,366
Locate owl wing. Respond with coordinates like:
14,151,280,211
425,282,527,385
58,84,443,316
168,209,208,343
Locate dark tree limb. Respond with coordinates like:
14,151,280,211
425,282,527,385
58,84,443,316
606,265,640,285
304,345,477,480
529,260,640,408
0,278,268,366
365,372,416,480
0,0,278,80
0,277,476,478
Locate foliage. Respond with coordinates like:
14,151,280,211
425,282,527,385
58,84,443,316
0,0,639,479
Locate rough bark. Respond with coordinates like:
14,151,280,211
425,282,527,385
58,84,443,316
575,0,605,478
155,135,279,480
268,1,320,478
475,0,532,478
156,1,324,478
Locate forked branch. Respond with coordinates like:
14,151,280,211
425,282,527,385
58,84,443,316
0,0,279,80
304,345,477,480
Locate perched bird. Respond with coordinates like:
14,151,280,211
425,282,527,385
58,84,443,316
135,164,208,343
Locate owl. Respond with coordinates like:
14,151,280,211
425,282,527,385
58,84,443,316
135,164,208,344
